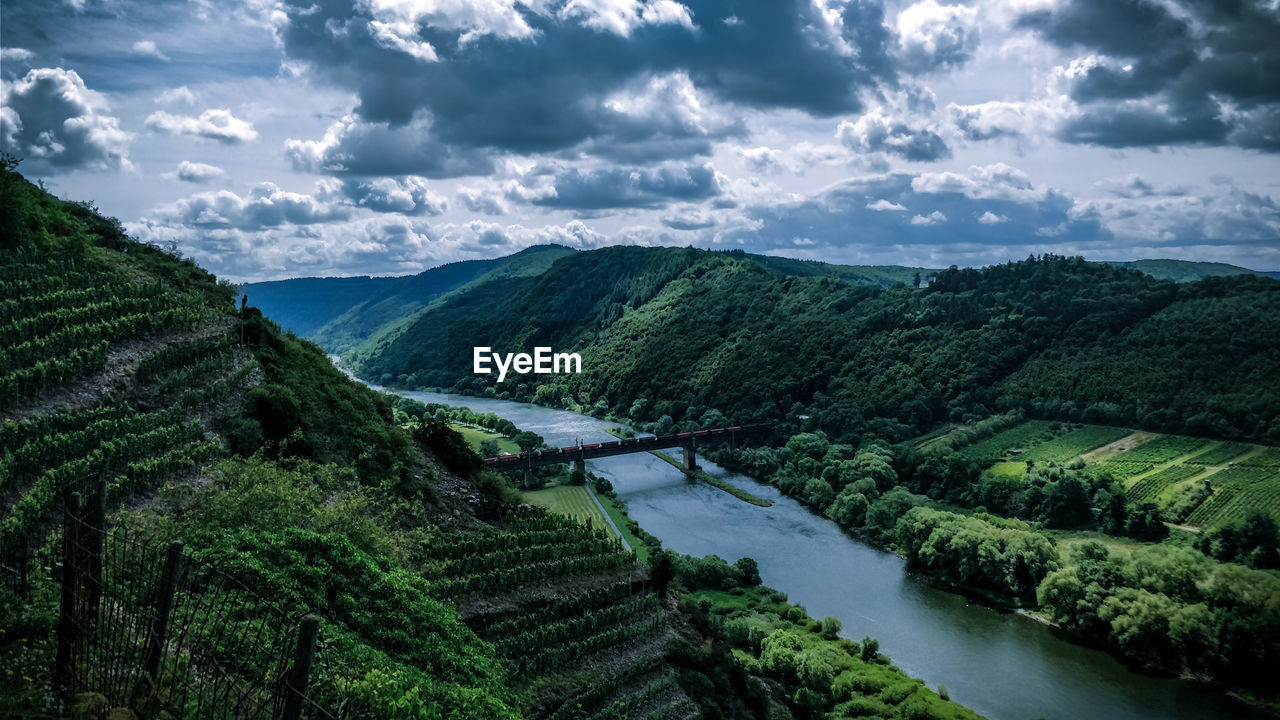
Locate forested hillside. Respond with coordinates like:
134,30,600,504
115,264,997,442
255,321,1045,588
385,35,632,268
350,247,1280,445
244,245,575,352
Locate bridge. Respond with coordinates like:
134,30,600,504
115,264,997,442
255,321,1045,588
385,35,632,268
483,423,774,486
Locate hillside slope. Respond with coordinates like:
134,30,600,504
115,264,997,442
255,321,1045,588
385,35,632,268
244,245,576,353
349,247,1280,445
0,170,698,720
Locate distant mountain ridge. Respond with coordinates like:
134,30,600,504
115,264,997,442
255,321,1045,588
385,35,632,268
244,247,1279,368
243,245,575,352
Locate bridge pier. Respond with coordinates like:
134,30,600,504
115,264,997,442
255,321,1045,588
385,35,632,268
524,467,535,488
573,458,586,478
682,443,697,471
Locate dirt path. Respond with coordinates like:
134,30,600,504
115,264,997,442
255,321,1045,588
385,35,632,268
1082,431,1158,463
2,316,236,422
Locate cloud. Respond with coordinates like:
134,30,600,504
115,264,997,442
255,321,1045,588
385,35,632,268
321,176,449,216
145,108,259,144
1,47,35,64
0,67,131,172
661,207,717,230
837,110,950,161
149,182,348,230
895,1,979,73
175,161,226,183
456,185,509,215
509,162,726,210
912,163,1046,203
1018,0,1280,151
911,210,947,225
716,168,1109,263
276,0,897,160
155,86,197,107
284,114,492,178
867,199,907,211
131,40,169,61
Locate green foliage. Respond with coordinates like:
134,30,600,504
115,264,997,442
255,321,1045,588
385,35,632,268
233,315,416,487
1038,540,1280,687
683,580,981,720
895,507,1059,602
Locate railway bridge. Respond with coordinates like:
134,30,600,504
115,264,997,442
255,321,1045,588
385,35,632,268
482,423,774,486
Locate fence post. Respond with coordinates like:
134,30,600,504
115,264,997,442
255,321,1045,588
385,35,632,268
140,541,184,695
281,615,320,720
86,477,106,617
54,491,82,690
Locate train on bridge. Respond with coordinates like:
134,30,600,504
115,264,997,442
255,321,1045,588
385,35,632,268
482,422,775,478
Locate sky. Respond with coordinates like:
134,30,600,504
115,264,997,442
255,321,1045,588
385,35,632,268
2,0,1278,282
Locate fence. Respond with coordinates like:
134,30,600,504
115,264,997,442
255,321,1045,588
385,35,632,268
48,481,334,720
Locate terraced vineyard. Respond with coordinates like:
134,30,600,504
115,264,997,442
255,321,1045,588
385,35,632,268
425,510,692,720
1185,466,1280,527
0,252,248,586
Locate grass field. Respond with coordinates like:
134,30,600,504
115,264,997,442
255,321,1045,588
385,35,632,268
450,424,520,455
521,484,612,534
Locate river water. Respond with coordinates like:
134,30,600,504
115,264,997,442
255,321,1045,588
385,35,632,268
389,388,1263,720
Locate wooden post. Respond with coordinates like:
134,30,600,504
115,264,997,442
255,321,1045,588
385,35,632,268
86,477,106,617
141,541,184,692
55,492,82,690
282,615,320,720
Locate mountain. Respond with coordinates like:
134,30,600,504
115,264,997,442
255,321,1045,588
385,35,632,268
242,244,575,352
1106,259,1280,283
346,247,1280,445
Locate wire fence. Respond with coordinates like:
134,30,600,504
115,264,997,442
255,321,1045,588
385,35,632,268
48,482,335,720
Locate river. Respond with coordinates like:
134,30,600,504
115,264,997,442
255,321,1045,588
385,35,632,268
385,387,1263,720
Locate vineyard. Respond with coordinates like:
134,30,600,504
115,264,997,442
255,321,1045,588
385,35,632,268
0,251,249,593
1018,425,1133,464
946,418,1280,528
428,509,692,720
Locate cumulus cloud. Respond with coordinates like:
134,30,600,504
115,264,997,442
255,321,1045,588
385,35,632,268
912,163,1047,203
276,0,897,162
149,182,348,230
911,210,947,225
285,114,492,178
0,67,131,172
131,40,169,61
145,108,259,144
837,110,950,161
509,162,726,210
456,185,510,215
320,175,449,216
867,199,907,211
1018,0,1280,151
175,161,226,183
895,1,979,73
155,86,197,107
977,211,1007,224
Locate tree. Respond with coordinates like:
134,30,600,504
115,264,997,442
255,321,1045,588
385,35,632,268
513,431,543,452
650,550,676,599
478,439,501,458
735,556,762,586
820,616,842,640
